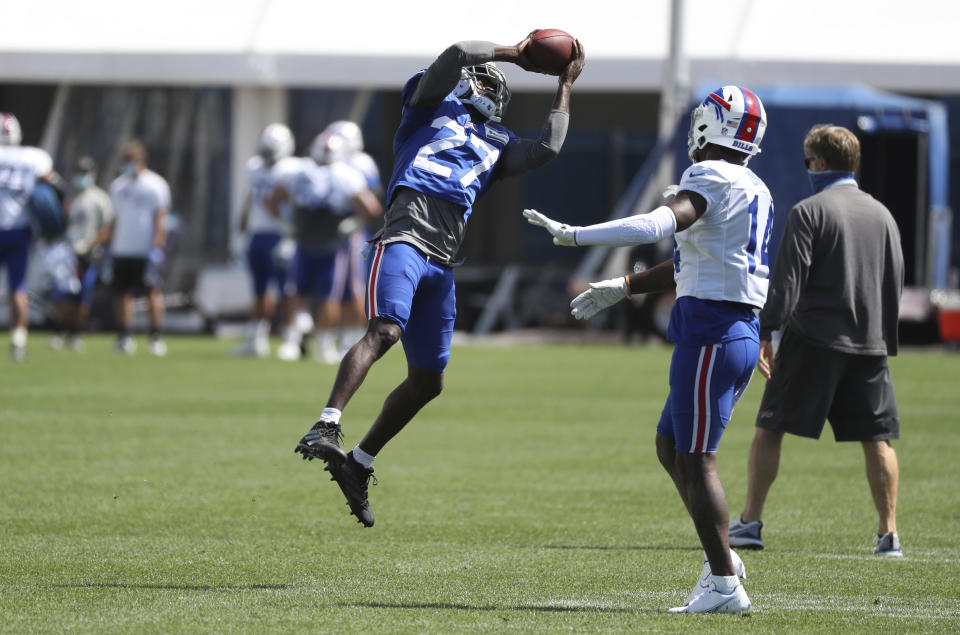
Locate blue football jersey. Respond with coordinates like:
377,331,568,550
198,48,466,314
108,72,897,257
387,72,518,221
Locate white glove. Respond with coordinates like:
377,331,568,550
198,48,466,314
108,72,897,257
523,209,579,246
570,276,629,320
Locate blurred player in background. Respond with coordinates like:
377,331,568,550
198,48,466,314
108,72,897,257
294,33,585,528
318,120,384,357
107,140,170,356
526,86,771,613
231,123,299,358
49,156,114,351
0,112,55,361
727,125,905,557
269,131,381,363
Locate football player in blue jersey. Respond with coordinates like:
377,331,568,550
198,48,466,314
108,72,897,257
294,33,585,527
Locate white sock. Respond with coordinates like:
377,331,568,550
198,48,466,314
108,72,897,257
711,574,739,593
11,326,27,348
319,407,341,425
254,319,270,340
352,445,375,468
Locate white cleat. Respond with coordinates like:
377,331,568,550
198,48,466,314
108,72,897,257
276,340,302,361
115,336,136,355
149,339,168,357
670,580,751,614
229,339,269,358
685,549,747,606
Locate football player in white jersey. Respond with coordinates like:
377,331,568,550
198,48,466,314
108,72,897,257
315,121,384,357
231,123,300,358
106,140,172,356
267,132,381,362
0,112,55,360
526,86,773,614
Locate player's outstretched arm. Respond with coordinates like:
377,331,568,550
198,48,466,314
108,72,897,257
524,191,705,247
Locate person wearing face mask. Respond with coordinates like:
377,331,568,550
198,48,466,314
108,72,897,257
106,140,171,356
727,124,906,558
48,156,114,351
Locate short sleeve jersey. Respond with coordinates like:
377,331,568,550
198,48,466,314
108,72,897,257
386,71,518,222
245,155,301,233
348,152,382,193
674,160,774,308
289,160,367,251
109,169,171,257
0,145,53,230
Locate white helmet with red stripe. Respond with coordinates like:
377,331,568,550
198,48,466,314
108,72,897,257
687,86,766,162
1,112,22,146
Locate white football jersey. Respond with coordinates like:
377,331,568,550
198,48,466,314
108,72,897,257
245,155,301,234
290,160,367,215
109,169,171,257
0,145,53,230
674,160,773,308
347,152,381,192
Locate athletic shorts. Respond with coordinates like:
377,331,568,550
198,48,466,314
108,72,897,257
246,232,287,296
0,227,31,293
755,329,899,442
366,241,455,373
112,256,151,294
657,337,759,453
293,246,344,301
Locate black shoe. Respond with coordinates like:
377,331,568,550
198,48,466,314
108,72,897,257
325,451,376,527
294,419,346,463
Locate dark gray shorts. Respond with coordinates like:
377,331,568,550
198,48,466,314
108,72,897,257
755,329,899,442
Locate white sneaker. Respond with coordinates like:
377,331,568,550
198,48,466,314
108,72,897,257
149,339,168,357
66,336,85,352
276,340,302,361
670,579,751,614
229,339,269,358
49,334,65,350
685,549,747,606
115,336,136,355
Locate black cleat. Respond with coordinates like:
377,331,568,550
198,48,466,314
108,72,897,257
325,451,376,527
294,419,346,463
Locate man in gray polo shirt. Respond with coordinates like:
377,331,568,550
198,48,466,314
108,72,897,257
728,124,905,556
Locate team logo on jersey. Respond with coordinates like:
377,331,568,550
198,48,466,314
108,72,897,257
484,127,509,145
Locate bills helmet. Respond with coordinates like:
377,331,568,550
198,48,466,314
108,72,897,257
454,63,511,123
1,112,22,146
258,123,294,163
310,130,349,165
324,120,363,155
687,86,766,162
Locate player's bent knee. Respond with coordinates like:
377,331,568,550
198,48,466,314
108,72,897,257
408,366,443,402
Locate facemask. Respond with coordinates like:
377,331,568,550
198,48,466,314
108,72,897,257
807,170,855,194
121,161,138,177
72,173,94,190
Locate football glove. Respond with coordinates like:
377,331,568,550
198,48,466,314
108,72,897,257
570,276,629,320
523,209,579,246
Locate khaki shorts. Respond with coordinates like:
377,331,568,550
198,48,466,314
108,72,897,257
755,329,899,442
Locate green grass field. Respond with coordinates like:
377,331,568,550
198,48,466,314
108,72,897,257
2,334,959,632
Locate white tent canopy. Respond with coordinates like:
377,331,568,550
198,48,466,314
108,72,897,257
3,0,960,92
